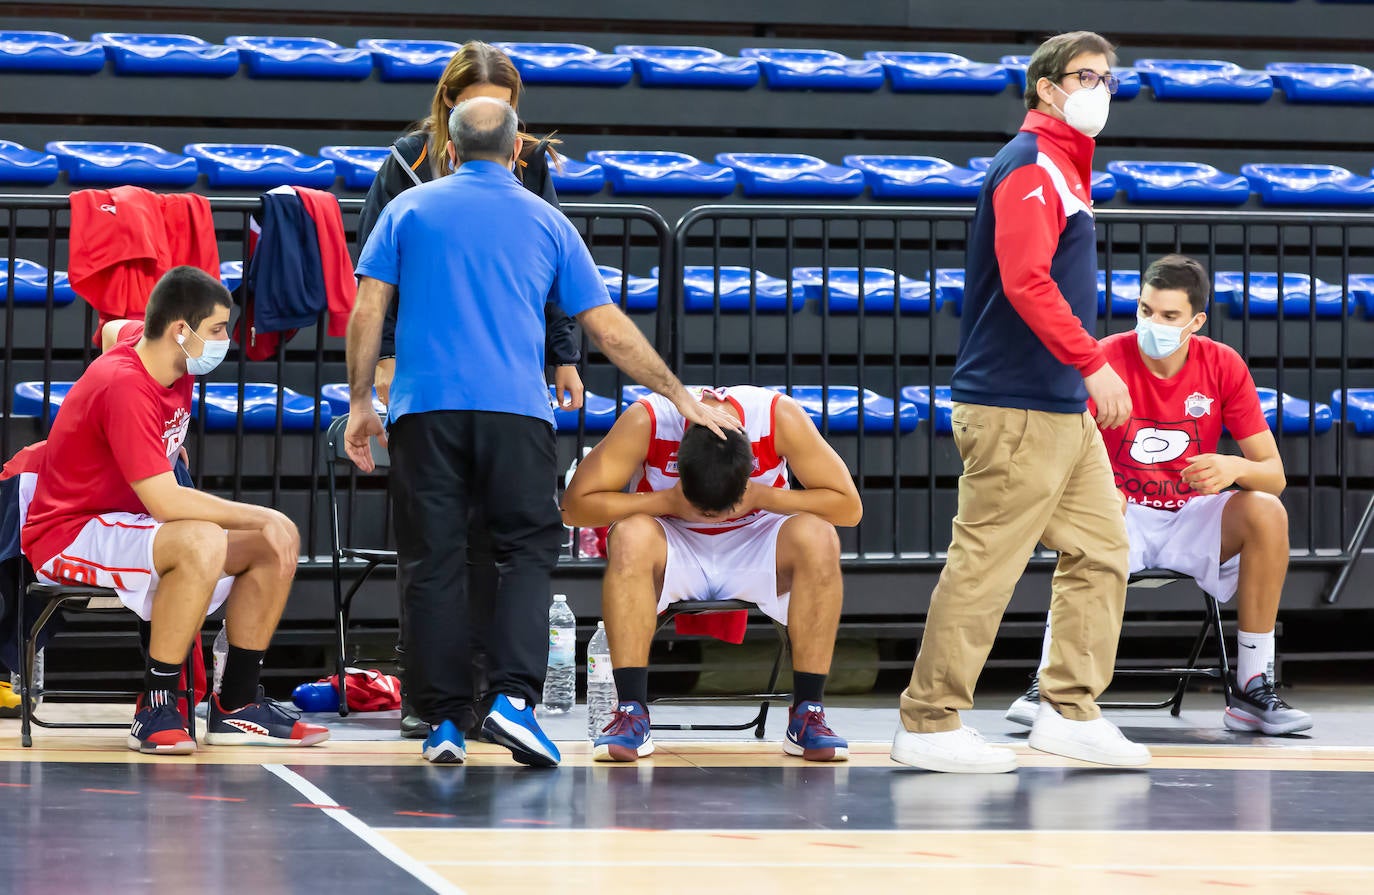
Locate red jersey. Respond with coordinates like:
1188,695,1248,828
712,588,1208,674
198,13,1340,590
1098,333,1268,511
22,323,193,566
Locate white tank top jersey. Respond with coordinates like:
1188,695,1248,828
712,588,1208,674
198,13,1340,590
630,386,790,534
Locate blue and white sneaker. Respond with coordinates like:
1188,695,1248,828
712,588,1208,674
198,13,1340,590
783,701,849,762
128,700,196,755
480,694,561,767
593,701,654,762
422,719,467,764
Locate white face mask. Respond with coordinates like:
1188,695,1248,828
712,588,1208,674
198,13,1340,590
177,328,229,375
1052,81,1111,138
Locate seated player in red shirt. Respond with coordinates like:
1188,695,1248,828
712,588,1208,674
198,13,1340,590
1006,254,1311,735
562,385,862,762
21,267,329,754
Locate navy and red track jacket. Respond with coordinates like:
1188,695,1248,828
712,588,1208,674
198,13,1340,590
951,110,1106,414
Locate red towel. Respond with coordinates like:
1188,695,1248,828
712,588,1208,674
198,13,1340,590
673,610,749,644
293,187,355,337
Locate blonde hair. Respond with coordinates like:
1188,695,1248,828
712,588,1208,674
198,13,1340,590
411,41,559,179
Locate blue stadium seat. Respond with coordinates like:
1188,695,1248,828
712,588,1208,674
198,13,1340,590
739,48,885,92
999,54,1141,98
665,266,805,313
184,143,335,189
765,385,919,434
969,156,1117,201
1330,389,1374,434
0,140,59,185
1214,271,1350,318
0,260,77,306
46,141,199,187
598,265,658,311
549,157,606,195
493,43,632,86
585,151,735,196
12,382,73,416
193,383,331,432
1099,270,1142,315
930,268,966,313
1104,161,1251,205
864,51,1008,93
225,36,373,80
1255,387,1332,435
356,38,460,82
320,145,388,190
715,152,865,198
1134,59,1274,102
842,156,983,200
1267,62,1374,104
0,31,105,73
1347,274,1374,314
219,260,243,294
613,45,759,88
320,382,387,418
899,385,954,434
791,267,940,314
92,33,240,77
551,388,620,432
1241,163,1374,207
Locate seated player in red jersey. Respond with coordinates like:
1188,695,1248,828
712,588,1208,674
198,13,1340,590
562,385,862,762
21,267,329,754
1006,254,1311,735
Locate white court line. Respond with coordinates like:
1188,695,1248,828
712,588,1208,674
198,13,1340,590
418,860,1373,872
263,764,465,895
376,827,1374,837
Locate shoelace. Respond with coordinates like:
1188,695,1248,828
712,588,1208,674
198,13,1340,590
602,707,648,737
796,709,838,741
1247,680,1294,711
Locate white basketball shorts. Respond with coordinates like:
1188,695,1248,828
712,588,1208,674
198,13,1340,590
1126,492,1239,602
655,511,794,624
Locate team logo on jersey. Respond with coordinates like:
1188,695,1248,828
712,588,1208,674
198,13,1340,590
1022,185,1046,205
1114,418,1202,470
162,407,191,459
1184,392,1214,419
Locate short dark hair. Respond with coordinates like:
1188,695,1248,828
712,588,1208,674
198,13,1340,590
677,425,753,514
1143,254,1211,315
143,266,233,339
449,96,518,163
1024,31,1118,111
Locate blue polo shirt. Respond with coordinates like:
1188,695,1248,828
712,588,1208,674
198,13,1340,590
355,159,610,425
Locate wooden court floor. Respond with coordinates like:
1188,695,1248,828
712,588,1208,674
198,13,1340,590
1,720,1372,895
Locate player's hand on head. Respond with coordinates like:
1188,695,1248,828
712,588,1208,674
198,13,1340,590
344,409,387,473
1084,364,1132,429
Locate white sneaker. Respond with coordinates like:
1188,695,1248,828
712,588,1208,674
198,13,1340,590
1004,678,1039,728
891,725,1018,774
1028,703,1150,767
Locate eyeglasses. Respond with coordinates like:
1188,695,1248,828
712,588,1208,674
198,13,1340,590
1059,68,1120,94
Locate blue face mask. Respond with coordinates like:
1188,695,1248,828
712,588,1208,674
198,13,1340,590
1135,315,1194,359
178,328,229,376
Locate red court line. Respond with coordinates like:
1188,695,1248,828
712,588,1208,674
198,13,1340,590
83,788,138,794
1108,870,1159,878
189,795,244,802
910,850,958,858
293,802,349,810
1204,881,1253,889
395,811,455,819
809,842,861,849
1010,860,1057,868
0,782,31,788
610,826,661,833
710,834,760,841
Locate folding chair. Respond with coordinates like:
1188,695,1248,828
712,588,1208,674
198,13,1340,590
325,413,396,717
648,599,791,739
18,580,196,748
1100,569,1233,716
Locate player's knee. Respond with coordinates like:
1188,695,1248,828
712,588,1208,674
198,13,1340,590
785,513,841,571
1239,491,1289,546
606,514,665,573
161,520,226,579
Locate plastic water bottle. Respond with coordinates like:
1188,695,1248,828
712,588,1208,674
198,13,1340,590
542,595,576,714
11,648,43,707
211,622,228,694
586,621,617,739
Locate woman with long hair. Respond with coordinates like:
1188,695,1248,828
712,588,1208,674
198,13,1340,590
355,41,583,740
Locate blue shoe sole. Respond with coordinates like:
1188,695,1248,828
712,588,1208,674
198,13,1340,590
480,715,559,767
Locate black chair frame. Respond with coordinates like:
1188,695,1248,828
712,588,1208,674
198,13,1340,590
648,599,791,739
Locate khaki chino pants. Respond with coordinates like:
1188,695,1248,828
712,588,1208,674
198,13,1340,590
900,402,1129,732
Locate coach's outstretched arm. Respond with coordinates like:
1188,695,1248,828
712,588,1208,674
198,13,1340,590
576,303,739,440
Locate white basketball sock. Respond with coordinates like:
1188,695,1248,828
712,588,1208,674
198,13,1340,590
1237,629,1275,688
1036,614,1052,677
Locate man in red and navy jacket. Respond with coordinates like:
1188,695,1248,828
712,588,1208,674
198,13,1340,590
894,31,1151,774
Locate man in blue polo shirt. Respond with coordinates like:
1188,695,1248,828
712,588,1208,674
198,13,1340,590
346,97,736,767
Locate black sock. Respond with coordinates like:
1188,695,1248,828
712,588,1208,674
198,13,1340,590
144,658,182,708
612,667,648,706
792,672,827,707
220,646,266,710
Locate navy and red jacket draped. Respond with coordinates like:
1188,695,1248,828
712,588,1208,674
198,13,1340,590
951,110,1107,414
